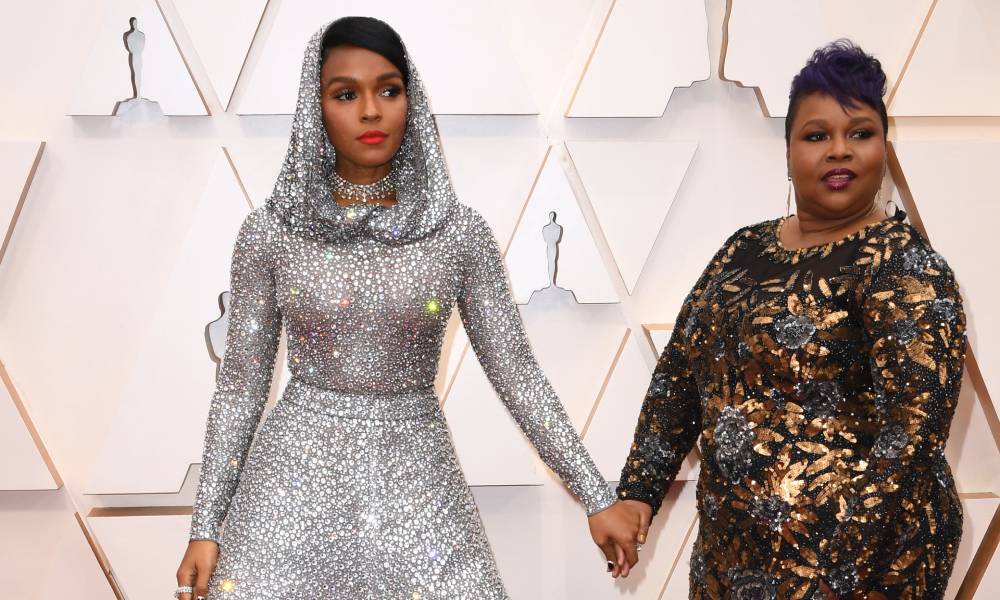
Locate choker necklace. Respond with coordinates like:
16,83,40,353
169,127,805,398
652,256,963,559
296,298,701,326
329,169,396,204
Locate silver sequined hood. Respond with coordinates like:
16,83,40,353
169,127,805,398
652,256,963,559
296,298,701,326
266,21,457,244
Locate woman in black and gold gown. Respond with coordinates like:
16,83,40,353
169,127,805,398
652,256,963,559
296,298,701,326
610,41,967,599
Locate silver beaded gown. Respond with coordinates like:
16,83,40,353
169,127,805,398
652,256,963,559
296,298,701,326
188,23,616,600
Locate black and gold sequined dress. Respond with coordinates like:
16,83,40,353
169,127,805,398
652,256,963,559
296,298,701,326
618,212,967,599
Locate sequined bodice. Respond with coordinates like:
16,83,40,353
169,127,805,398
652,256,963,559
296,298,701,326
618,212,967,598
275,219,462,393
189,203,616,544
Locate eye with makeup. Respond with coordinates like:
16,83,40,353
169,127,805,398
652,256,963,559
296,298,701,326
331,85,403,102
803,128,875,142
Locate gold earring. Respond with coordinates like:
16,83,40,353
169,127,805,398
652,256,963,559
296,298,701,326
786,175,792,217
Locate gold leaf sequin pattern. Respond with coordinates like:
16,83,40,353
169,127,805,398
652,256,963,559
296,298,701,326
189,22,614,599
618,211,966,599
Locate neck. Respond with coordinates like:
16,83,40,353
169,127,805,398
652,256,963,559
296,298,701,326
330,159,397,207
334,159,392,185
792,202,882,236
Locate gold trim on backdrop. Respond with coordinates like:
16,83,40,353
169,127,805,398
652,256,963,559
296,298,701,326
222,146,256,209
153,0,211,114
654,481,699,598
955,495,1000,599
0,140,44,266
580,328,630,438
0,358,63,489
640,322,673,357
886,0,941,111
564,0,617,117
718,0,771,118
75,511,126,600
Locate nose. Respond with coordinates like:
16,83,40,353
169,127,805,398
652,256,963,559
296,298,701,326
827,134,852,161
360,92,381,123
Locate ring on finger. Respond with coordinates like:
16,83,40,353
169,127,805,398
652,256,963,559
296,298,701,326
173,586,193,599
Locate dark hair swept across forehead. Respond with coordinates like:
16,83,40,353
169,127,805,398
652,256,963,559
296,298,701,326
321,16,410,87
785,39,888,145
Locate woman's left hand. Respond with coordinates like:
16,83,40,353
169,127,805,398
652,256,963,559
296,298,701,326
587,500,650,578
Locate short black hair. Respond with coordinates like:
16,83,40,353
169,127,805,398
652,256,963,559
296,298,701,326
321,16,409,86
785,39,888,146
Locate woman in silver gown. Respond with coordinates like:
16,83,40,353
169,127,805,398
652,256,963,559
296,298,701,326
174,16,635,600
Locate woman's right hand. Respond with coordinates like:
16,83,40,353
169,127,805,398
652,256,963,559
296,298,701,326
176,540,219,599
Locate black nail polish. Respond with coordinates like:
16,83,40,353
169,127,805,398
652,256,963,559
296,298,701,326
606,560,614,572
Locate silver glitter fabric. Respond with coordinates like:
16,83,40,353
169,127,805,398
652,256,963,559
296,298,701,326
188,22,615,599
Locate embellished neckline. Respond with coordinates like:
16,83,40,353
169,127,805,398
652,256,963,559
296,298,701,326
759,210,907,264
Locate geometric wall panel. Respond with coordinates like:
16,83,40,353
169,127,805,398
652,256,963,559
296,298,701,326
567,0,709,117
567,140,697,293
642,323,673,357
224,138,289,207
582,329,652,480
521,297,627,430
0,500,114,599
974,512,1000,599
947,495,1000,600
0,140,43,265
948,371,1000,494
723,0,934,117
892,0,1000,116
87,509,191,600
0,140,220,493
439,133,545,250
0,360,61,490
171,0,268,110
87,149,252,494
506,146,620,304
237,0,535,115
443,344,546,487
892,140,1000,415
69,0,206,115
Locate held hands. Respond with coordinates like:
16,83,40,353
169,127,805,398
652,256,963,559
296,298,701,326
175,540,219,599
587,499,652,578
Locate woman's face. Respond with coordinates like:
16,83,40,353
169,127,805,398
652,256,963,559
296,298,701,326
787,92,886,219
320,44,408,174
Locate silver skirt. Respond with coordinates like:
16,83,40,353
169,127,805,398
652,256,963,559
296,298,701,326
208,378,509,599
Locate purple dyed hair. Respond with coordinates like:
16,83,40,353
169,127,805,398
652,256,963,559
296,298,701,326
785,39,888,146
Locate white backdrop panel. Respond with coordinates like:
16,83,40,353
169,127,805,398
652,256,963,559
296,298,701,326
88,512,191,600
238,0,535,115
69,0,206,115
506,146,619,304
0,366,58,490
568,0,709,117
0,141,43,260
0,495,113,599
172,0,268,110
724,0,934,117
948,371,1000,494
88,150,251,494
568,140,697,293
892,0,1000,116
0,141,220,490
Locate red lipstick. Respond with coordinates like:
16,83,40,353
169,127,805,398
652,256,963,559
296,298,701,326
357,130,388,145
822,167,856,191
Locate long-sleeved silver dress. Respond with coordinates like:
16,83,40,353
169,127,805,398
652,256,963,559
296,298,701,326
188,23,615,600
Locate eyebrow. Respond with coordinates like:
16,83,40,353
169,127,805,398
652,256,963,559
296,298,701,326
322,72,404,87
799,115,878,129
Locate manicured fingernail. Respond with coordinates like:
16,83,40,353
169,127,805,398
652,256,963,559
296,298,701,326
606,560,614,572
